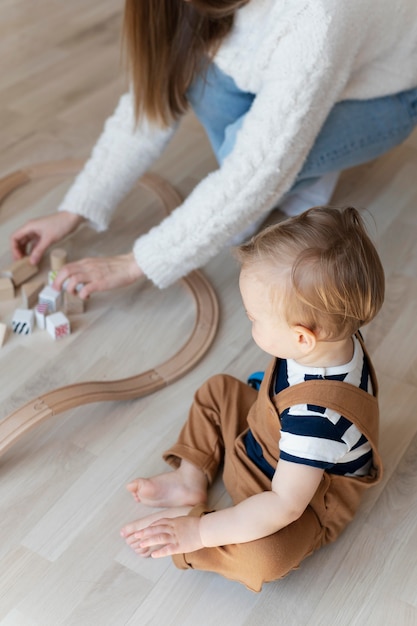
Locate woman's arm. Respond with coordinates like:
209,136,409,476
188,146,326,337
132,6,366,288
57,91,177,231
49,5,365,293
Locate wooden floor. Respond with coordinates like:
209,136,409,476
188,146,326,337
1,2,417,624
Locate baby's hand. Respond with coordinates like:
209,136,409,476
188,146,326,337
121,506,198,558
133,515,203,558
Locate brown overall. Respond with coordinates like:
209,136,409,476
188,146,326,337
164,343,383,592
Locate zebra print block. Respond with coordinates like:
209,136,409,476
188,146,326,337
12,309,34,335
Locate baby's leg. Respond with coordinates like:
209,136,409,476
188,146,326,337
127,374,257,508
126,459,207,508
163,374,258,484
172,505,323,591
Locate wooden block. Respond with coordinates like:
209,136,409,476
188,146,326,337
38,285,62,312
63,291,86,314
12,309,34,335
0,322,7,347
21,279,44,308
50,248,67,271
0,277,15,301
1,257,39,287
46,312,70,340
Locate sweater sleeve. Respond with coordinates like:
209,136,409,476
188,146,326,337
57,91,177,231
134,4,365,287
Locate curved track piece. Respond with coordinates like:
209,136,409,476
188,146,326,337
0,161,219,457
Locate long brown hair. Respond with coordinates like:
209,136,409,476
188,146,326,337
123,0,248,127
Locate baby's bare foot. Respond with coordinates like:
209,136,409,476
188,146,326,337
126,462,207,508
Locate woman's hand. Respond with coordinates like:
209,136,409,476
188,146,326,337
11,211,85,265
53,252,145,299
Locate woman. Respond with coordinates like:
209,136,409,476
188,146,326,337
11,0,417,298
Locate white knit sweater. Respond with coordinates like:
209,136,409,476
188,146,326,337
58,0,417,288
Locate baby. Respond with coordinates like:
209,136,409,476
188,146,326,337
121,206,384,592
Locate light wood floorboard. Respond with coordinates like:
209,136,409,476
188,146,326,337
1,3,417,625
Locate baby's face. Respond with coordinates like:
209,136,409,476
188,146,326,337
239,267,303,360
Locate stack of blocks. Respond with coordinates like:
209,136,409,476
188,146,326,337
39,285,62,312
35,302,49,329
0,248,86,347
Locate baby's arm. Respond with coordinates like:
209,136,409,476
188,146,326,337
201,460,323,546
130,461,323,557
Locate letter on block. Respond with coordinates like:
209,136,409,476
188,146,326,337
48,270,58,286
46,312,70,340
38,285,62,313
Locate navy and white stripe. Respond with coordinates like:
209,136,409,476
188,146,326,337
12,320,31,335
244,335,374,478
276,336,373,477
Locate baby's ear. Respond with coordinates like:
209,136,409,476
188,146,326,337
292,325,317,353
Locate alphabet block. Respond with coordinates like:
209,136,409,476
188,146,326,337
12,309,34,335
35,302,49,329
38,285,62,313
46,312,70,340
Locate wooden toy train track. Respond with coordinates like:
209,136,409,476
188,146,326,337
0,160,219,457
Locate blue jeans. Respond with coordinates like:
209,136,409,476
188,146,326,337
187,64,417,193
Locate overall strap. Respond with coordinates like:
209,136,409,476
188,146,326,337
273,380,379,444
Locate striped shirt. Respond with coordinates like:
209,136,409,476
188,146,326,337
245,336,374,479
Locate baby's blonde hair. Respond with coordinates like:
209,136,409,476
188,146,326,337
235,206,385,341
